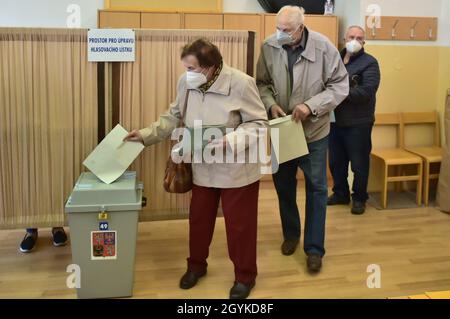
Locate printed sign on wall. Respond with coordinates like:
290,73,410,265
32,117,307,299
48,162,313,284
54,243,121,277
88,29,135,62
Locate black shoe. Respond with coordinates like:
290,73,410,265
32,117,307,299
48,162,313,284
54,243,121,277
327,194,350,206
351,201,366,215
52,227,68,247
179,270,206,289
19,230,38,253
281,239,299,256
307,253,322,273
229,281,255,299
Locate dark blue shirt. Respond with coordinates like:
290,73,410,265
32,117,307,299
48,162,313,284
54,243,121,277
283,28,308,93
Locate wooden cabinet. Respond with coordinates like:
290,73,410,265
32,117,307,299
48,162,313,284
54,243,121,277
98,11,141,28
305,15,339,46
263,14,277,43
141,13,182,29
98,11,339,47
106,0,222,13
224,13,263,57
264,14,339,46
184,13,223,30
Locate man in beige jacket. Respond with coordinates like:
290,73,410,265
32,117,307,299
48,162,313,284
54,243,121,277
125,39,268,299
256,6,349,272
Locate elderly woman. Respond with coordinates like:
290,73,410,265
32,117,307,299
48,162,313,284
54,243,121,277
124,38,268,299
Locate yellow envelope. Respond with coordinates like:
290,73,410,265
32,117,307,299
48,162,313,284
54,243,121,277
269,115,309,164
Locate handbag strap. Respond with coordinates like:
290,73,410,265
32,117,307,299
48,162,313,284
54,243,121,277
179,90,190,128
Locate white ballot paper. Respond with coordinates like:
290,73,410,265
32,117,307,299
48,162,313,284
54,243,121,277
269,115,309,164
83,124,144,184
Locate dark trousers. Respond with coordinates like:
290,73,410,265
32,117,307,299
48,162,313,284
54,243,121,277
329,123,373,202
187,181,259,285
272,136,328,257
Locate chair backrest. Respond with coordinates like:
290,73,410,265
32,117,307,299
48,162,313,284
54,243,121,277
401,111,440,147
374,113,403,148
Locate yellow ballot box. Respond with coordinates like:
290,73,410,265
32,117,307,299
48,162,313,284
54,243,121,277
269,115,309,164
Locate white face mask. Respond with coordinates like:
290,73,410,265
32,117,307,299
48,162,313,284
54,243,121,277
186,70,207,88
346,39,363,54
276,24,301,46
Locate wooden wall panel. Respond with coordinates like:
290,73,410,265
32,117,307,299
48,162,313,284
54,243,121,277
98,11,141,28
106,0,222,13
223,14,263,39
365,16,438,41
141,13,182,29
97,10,339,48
224,13,263,60
305,15,339,46
263,14,277,42
184,13,223,30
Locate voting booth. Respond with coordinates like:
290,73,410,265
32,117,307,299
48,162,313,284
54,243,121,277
65,171,145,299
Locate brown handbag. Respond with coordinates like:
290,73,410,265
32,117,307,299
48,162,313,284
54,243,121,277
163,90,193,193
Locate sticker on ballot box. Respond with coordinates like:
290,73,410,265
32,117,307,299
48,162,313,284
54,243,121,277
91,231,117,260
99,222,109,230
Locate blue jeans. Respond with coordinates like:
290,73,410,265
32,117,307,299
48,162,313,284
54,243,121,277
329,123,373,202
272,136,328,257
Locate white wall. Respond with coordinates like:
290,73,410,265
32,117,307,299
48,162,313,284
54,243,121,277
0,0,448,46
438,0,450,46
0,0,104,28
334,0,360,43
0,0,260,27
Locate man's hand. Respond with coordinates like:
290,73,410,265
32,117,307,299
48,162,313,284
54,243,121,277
270,105,287,119
123,129,144,143
292,104,312,123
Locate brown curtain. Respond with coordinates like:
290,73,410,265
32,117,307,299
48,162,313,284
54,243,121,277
0,28,98,229
119,30,249,221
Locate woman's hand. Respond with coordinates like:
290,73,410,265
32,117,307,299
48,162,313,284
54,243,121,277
123,129,144,143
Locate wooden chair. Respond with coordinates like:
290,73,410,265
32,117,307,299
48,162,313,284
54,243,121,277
371,113,423,209
401,111,443,205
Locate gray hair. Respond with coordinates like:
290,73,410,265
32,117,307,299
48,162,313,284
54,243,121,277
346,25,366,40
277,5,305,27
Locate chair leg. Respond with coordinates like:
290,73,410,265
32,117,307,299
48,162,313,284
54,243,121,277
416,162,423,206
423,161,430,206
395,165,403,192
381,163,388,209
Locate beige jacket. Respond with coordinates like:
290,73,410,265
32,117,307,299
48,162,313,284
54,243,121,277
139,64,269,189
256,28,349,142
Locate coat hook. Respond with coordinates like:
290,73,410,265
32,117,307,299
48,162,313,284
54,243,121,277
410,21,418,39
428,27,434,39
392,19,399,38
371,15,380,38
372,25,377,38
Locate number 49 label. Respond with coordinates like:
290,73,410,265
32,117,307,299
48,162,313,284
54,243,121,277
99,222,109,230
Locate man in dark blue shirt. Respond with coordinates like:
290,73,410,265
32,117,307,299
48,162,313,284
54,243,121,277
327,26,381,215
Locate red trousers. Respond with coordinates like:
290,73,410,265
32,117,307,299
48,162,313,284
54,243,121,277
187,181,260,285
